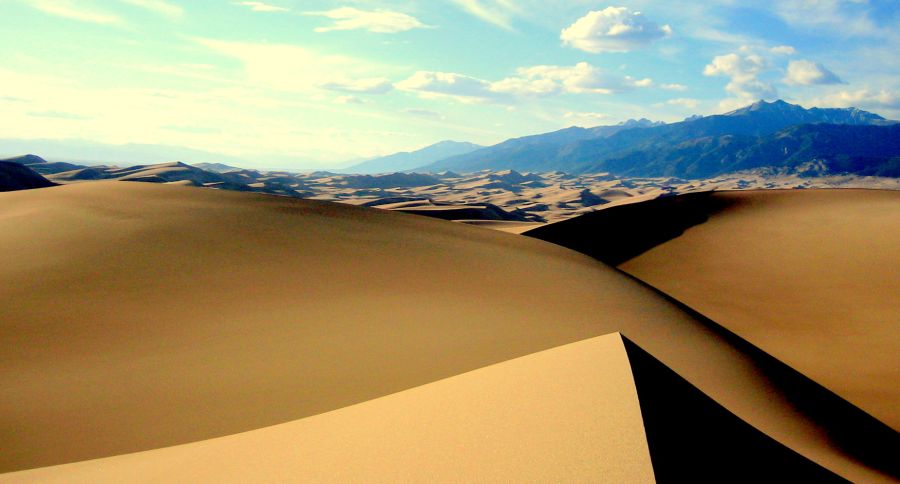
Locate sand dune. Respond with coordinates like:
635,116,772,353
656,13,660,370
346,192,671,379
3,334,655,483
0,161,56,192
529,189,899,432
4,333,846,483
617,190,900,430
0,182,895,481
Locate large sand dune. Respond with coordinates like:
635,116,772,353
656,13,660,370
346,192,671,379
1,182,895,481
529,189,899,430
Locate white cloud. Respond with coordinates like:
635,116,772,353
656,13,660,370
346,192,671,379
500,62,653,96
234,1,287,12
320,77,394,94
809,88,899,110
664,98,699,108
396,62,655,104
120,0,182,18
306,7,427,33
448,0,520,30
661,83,687,91
395,71,506,103
770,45,796,55
22,0,121,24
561,7,672,53
784,60,843,86
704,52,778,104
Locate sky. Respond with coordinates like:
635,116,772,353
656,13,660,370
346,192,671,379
0,0,897,169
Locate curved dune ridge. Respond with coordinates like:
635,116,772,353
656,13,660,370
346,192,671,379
528,189,900,430
0,182,896,481
618,190,900,429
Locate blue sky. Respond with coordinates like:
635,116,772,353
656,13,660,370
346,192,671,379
0,0,897,168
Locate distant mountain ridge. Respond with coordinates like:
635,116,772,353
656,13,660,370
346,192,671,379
417,100,897,178
345,140,482,174
422,119,663,173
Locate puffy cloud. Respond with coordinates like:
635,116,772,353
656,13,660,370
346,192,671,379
770,45,796,55
320,77,394,94
234,2,287,12
784,60,843,86
704,52,778,103
561,7,672,53
306,7,427,33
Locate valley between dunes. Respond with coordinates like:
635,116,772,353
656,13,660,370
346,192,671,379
1,181,898,482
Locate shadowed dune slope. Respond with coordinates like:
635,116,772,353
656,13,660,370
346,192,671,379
620,336,844,483
0,162,56,192
0,182,895,481
526,189,900,431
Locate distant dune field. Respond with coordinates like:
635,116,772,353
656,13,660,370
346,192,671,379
1,182,896,482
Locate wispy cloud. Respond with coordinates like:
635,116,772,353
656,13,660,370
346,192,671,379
320,77,394,94
306,7,428,33
27,110,91,120
396,62,656,104
661,83,688,91
808,88,900,111
234,1,287,13
120,0,183,19
404,108,444,119
22,0,122,24
193,38,391,93
448,0,520,30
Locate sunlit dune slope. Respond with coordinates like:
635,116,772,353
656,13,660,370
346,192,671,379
2,334,654,483
0,182,895,481
4,333,847,483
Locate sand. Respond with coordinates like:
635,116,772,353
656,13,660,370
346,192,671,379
0,182,895,481
2,334,656,483
616,189,900,429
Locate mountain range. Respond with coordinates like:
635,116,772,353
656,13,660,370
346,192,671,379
416,100,898,178
343,140,482,174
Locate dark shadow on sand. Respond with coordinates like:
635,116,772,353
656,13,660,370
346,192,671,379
524,191,739,265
